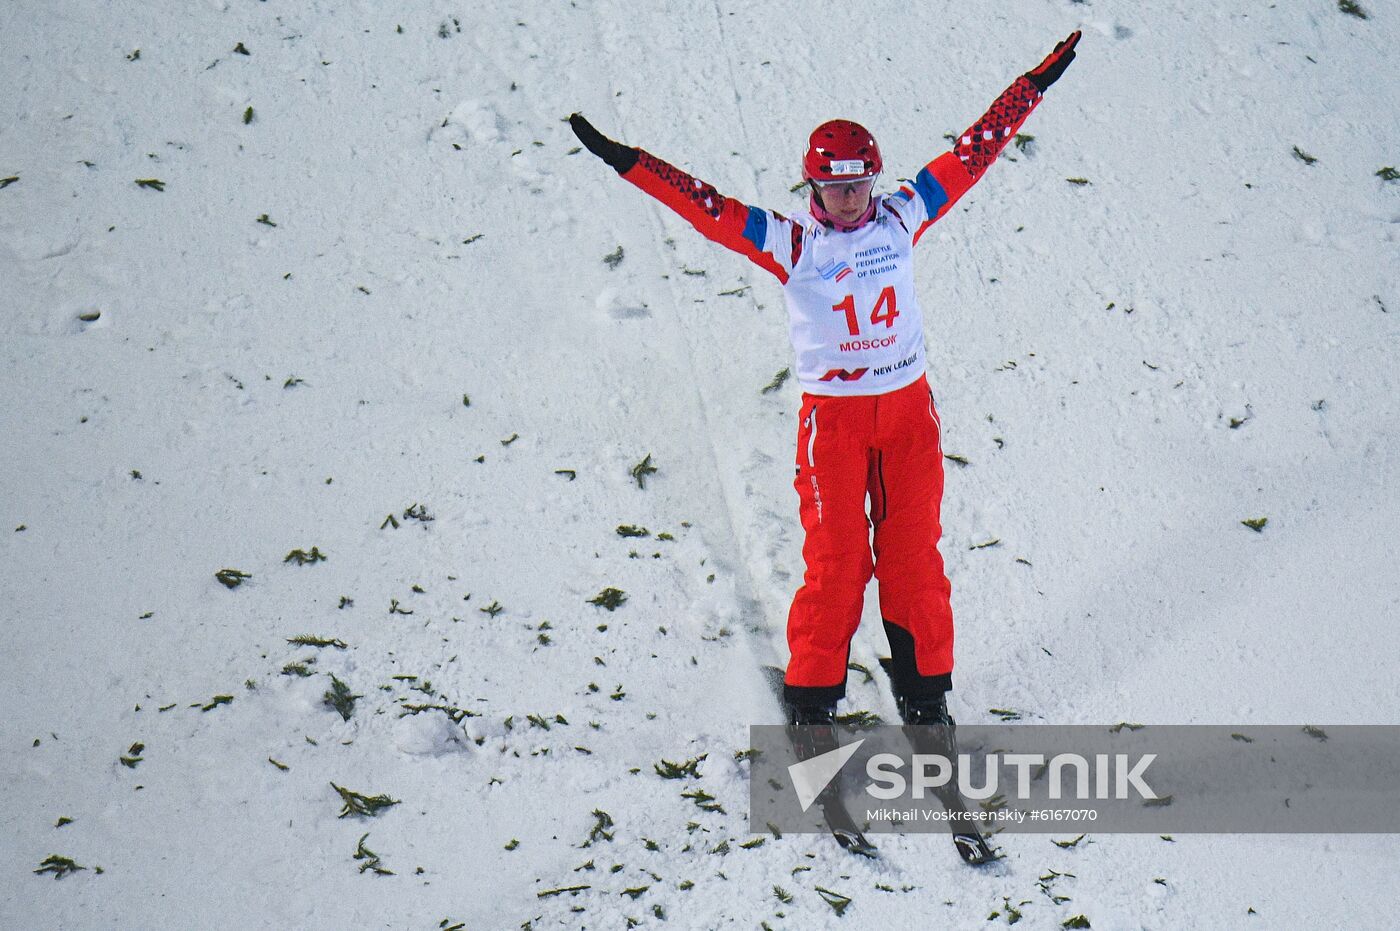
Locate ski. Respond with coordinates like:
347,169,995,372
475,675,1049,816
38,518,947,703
819,799,879,859
935,786,1000,866
878,658,1000,866
761,665,879,858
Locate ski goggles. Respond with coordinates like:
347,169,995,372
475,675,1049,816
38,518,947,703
810,174,878,195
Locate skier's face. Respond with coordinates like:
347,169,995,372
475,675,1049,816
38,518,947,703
813,177,875,223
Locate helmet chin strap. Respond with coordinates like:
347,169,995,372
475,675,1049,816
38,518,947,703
809,186,876,232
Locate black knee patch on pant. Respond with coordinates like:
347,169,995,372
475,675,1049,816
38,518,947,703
882,620,952,700
783,681,846,709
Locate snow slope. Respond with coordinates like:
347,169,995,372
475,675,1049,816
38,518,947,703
3,1,1398,928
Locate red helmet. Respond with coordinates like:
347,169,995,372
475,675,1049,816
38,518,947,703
802,119,882,182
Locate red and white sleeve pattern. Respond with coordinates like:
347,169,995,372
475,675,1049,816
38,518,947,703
953,75,1043,180
886,75,1044,246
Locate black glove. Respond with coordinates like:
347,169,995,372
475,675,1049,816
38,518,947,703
1025,30,1081,92
569,113,638,174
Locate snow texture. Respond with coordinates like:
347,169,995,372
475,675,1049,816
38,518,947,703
2,1,1398,928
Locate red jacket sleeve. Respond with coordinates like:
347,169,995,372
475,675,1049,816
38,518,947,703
887,75,1044,246
621,149,801,283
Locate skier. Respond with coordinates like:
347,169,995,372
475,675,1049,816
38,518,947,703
570,32,1080,729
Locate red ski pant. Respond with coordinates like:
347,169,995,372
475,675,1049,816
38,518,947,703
784,373,954,706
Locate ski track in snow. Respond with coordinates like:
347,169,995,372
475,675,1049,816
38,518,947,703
2,1,1399,928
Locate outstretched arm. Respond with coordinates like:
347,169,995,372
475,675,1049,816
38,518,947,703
889,31,1081,245
569,114,802,283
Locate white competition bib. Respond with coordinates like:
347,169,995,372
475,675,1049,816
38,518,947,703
782,200,926,396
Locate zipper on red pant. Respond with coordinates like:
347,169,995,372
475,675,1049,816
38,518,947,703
806,404,819,469
928,390,943,457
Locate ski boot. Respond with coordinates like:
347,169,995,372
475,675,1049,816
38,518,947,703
784,702,838,759
786,703,836,726
896,690,957,757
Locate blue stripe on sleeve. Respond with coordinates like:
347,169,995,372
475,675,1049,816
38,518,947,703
912,168,950,220
741,206,768,252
